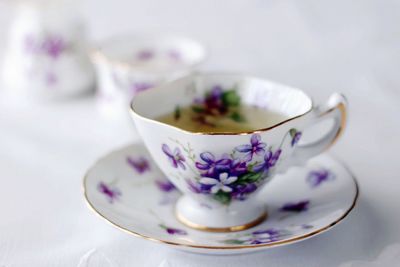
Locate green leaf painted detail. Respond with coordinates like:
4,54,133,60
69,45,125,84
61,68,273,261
230,111,246,122
289,128,298,138
222,90,241,107
213,191,231,205
174,105,181,120
191,105,205,113
238,172,262,183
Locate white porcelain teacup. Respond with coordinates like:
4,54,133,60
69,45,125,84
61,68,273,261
92,34,206,120
130,73,347,232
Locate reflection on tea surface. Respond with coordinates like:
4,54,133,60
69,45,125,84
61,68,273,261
155,85,288,133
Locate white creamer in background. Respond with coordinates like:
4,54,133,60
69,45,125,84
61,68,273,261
1,0,94,102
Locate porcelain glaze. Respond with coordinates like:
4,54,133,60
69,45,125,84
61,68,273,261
1,1,94,101
83,143,358,254
91,35,206,120
130,73,348,231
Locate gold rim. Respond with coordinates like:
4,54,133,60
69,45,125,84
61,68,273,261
82,147,359,250
129,72,314,136
176,210,268,233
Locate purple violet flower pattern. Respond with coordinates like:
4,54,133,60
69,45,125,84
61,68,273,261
235,134,267,162
24,34,68,86
307,168,335,188
253,149,282,173
25,34,66,59
195,152,231,176
160,85,303,205
289,128,302,147
159,224,187,235
200,172,238,194
131,82,153,94
168,50,181,61
280,200,310,212
42,36,66,59
162,133,283,205
155,179,176,192
186,179,202,194
162,144,186,170
231,183,258,200
126,156,150,174
223,228,290,245
136,50,154,61
188,85,246,127
97,182,121,203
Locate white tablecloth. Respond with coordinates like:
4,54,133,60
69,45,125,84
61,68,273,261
1,1,400,266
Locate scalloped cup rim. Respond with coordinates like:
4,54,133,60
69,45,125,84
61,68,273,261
129,72,314,135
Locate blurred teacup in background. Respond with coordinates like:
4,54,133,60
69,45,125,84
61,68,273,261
1,0,94,102
91,34,206,120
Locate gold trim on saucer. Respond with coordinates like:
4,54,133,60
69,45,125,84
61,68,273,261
82,146,360,251
175,210,268,233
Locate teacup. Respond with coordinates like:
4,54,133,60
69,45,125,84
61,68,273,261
130,73,347,232
91,34,206,120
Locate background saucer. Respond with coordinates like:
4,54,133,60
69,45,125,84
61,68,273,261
83,143,358,254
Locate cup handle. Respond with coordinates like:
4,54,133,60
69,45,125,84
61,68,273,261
292,93,347,165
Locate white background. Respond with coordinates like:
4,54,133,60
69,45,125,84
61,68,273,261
0,0,400,266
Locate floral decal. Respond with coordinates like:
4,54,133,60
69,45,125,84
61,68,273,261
252,149,282,173
130,82,153,94
24,34,69,86
159,224,187,235
168,50,181,61
155,179,178,205
289,128,302,147
195,152,231,176
200,172,238,194
222,228,290,245
155,179,176,192
280,200,310,212
136,50,154,61
301,224,313,229
162,133,284,205
235,134,266,161
194,134,281,205
135,49,182,62
307,168,335,188
126,156,150,174
173,85,245,128
97,182,121,203
25,34,66,59
162,144,186,170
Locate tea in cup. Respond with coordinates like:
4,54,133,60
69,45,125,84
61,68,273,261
130,73,347,232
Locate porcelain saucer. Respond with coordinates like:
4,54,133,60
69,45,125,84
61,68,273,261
83,143,359,255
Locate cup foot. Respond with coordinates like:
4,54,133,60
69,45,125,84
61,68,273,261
175,195,267,233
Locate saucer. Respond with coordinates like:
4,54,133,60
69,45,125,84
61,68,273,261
83,143,359,255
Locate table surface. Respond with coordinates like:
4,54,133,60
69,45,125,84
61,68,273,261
1,1,400,266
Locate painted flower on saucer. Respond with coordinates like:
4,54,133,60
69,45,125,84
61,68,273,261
97,182,121,203
222,228,291,245
307,168,335,188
